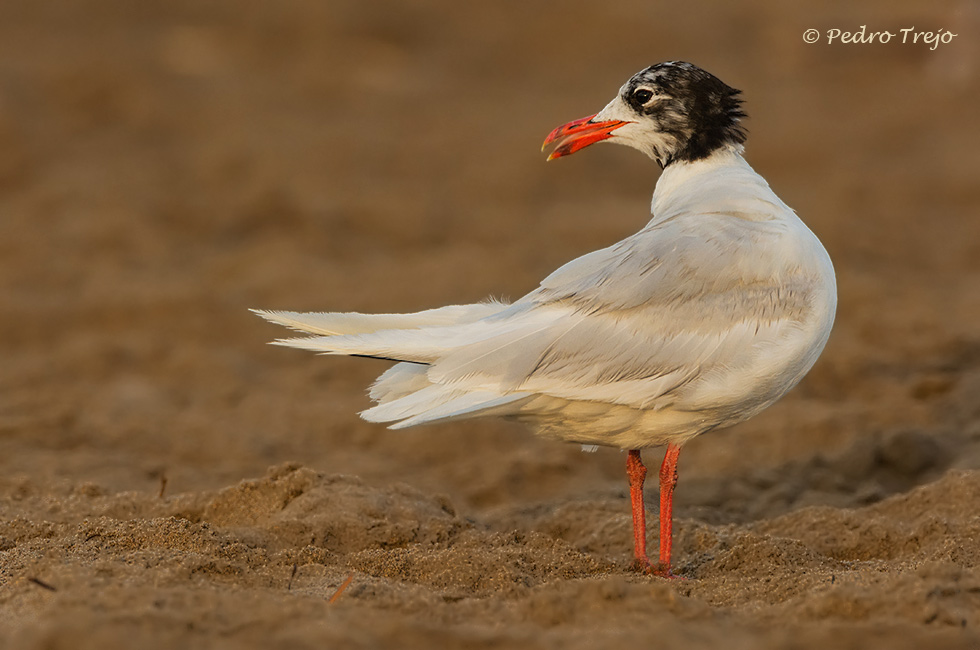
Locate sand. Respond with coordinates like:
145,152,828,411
2,0,980,648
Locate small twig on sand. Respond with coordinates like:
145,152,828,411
28,577,57,592
287,563,298,590
328,573,354,604
158,474,168,499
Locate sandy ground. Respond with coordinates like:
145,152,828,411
2,0,980,648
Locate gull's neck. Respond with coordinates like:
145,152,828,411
654,144,750,198
649,144,791,225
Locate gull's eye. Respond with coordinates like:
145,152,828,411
632,88,654,105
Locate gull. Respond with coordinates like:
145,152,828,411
253,62,837,577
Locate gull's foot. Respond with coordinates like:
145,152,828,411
630,558,685,579
645,563,685,580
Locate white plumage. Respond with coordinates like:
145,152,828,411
254,62,836,576
254,149,835,449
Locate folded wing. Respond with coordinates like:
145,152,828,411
256,214,817,428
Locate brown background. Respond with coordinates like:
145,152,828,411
2,0,980,648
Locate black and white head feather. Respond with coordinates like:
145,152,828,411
594,62,747,168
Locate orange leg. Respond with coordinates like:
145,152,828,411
626,445,682,578
626,450,650,570
655,443,681,577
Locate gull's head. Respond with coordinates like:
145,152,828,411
543,62,747,168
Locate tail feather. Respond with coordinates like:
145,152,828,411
389,392,532,429
369,363,430,403
267,328,457,364
258,301,526,364
362,386,531,429
253,300,531,429
251,302,505,337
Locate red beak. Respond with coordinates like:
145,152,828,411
542,114,630,160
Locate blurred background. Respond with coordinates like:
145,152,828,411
1,0,978,519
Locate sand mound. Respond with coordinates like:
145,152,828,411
4,465,980,648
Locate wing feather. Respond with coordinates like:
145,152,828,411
426,213,818,412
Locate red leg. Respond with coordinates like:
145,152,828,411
653,443,682,577
625,449,650,570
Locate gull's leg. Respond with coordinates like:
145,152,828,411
652,443,682,578
626,449,650,570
